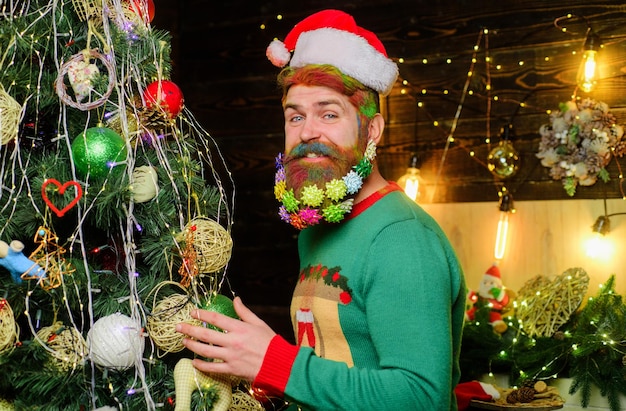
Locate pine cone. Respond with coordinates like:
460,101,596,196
506,391,518,404
517,386,536,403
138,107,173,131
584,154,604,174
614,140,626,157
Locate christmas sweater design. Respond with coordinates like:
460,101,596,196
291,263,353,365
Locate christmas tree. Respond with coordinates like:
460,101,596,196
461,272,626,411
0,1,262,410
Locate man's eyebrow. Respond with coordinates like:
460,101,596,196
283,99,343,111
283,102,299,111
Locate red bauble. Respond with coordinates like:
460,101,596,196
142,80,184,118
129,0,155,23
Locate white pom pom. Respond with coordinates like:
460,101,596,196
266,39,291,67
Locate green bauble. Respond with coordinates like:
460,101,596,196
71,126,127,179
200,294,239,332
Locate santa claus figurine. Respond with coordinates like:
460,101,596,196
465,264,509,333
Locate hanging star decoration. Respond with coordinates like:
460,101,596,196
24,226,75,290
178,224,198,287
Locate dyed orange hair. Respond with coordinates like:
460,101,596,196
277,64,380,120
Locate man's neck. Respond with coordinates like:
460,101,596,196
354,169,388,204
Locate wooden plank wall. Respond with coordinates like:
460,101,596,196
153,0,626,337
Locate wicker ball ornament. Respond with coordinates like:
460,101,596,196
0,86,22,146
146,292,201,355
0,398,13,411
36,321,87,371
87,313,145,370
184,218,233,274
0,299,18,354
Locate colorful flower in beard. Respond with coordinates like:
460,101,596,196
274,139,377,230
284,141,358,197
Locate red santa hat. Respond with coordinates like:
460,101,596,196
484,264,502,284
266,9,398,96
455,381,500,410
484,264,501,280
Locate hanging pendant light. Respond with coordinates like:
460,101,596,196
487,125,520,180
398,101,426,202
494,191,515,261
398,153,424,202
576,28,602,93
585,198,626,259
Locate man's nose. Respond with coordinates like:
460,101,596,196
299,118,321,142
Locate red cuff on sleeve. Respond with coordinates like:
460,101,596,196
252,334,300,396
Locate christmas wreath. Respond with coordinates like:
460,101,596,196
536,98,626,196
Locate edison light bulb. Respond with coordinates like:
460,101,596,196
494,211,509,260
577,49,599,93
585,215,614,260
585,233,614,260
494,193,514,261
398,167,423,202
576,30,601,93
397,153,425,202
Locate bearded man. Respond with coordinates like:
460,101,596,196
177,9,467,411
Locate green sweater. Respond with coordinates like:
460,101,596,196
254,183,466,410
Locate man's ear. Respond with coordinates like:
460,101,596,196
367,113,385,145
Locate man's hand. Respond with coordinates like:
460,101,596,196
175,297,276,381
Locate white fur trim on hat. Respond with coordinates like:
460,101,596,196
266,39,291,67
289,27,398,95
479,382,501,400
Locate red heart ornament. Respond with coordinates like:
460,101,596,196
41,179,83,218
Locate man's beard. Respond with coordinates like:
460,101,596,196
283,140,365,198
